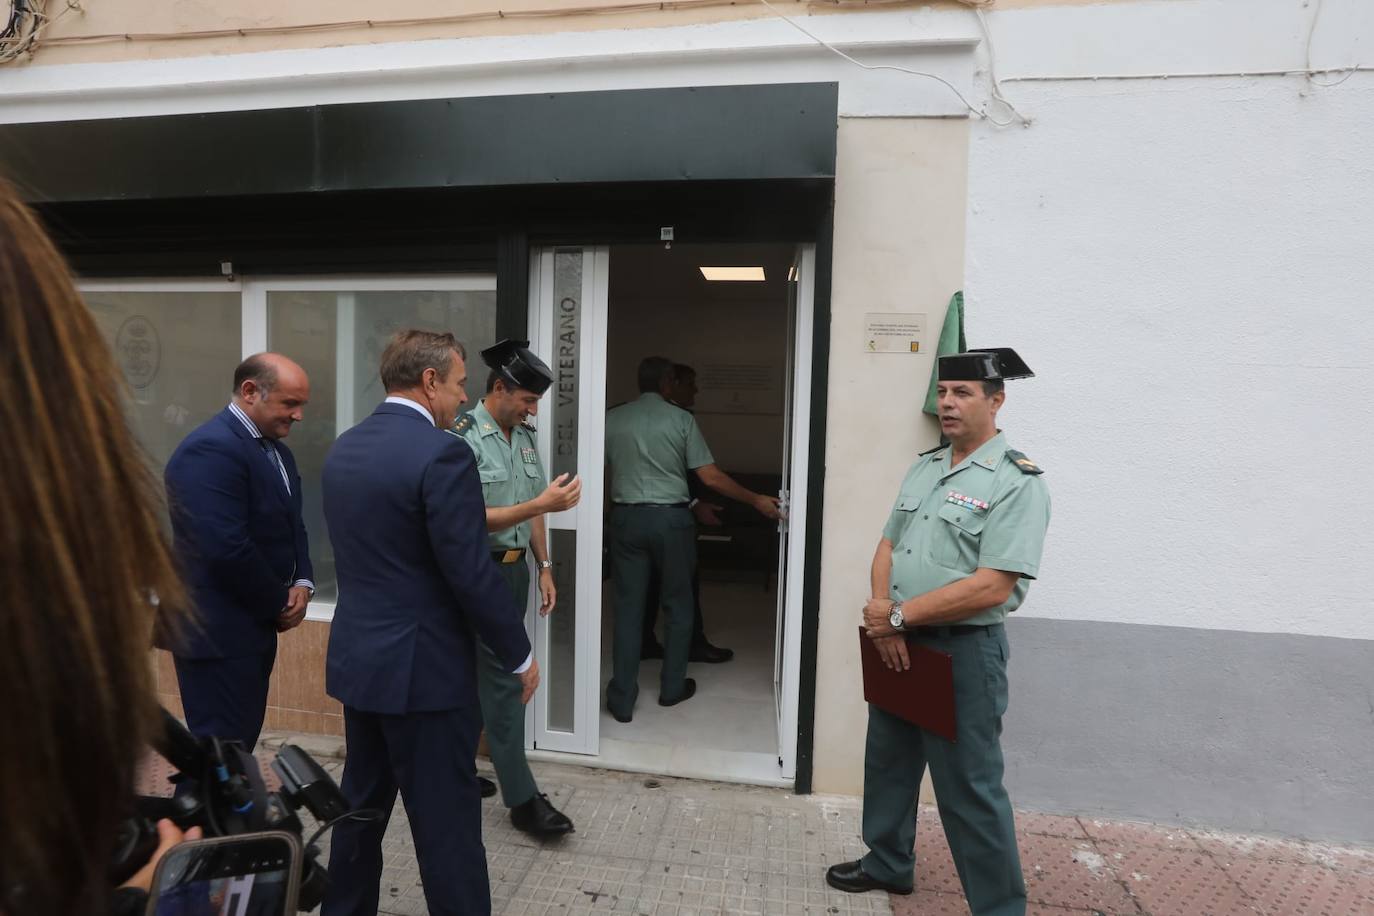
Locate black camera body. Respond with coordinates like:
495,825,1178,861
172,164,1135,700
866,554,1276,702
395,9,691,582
112,709,350,911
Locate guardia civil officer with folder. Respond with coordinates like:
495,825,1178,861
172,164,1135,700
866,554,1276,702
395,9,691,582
826,348,1051,916
452,339,581,837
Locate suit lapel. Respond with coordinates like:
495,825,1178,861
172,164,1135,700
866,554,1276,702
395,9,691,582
220,407,292,508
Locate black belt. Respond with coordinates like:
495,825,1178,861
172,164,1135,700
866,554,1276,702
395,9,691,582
908,624,996,639
614,502,690,509
491,548,526,564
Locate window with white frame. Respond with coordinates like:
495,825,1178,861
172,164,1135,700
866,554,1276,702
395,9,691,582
84,277,498,613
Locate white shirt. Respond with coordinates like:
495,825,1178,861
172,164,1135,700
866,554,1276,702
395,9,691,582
384,395,435,425
227,401,314,596
383,396,532,675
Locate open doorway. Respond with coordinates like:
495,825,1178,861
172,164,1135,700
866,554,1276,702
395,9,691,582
523,242,813,787
597,243,797,784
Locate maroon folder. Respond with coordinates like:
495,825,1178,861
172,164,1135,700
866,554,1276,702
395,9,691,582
858,626,957,742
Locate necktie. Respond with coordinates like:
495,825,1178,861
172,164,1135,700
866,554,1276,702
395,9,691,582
259,439,291,494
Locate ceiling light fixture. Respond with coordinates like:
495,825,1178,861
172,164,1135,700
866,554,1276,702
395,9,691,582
699,266,766,281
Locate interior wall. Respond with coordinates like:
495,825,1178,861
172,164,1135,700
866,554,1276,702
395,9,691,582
810,117,970,796
606,249,791,476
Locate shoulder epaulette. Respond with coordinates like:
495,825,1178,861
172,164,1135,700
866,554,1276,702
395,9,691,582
918,443,947,457
451,413,476,436
1005,449,1043,475
521,421,537,433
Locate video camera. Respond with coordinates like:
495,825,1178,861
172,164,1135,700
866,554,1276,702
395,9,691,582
111,708,368,911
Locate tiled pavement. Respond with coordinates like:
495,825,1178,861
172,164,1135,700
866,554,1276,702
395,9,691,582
138,739,1374,915
890,809,1374,916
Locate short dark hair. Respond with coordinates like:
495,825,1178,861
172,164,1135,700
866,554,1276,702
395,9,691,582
379,329,466,393
981,379,1005,397
637,356,674,393
671,363,696,383
485,369,505,394
232,353,278,396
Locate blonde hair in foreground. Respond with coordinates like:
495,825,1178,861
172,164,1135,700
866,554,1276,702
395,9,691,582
0,178,187,914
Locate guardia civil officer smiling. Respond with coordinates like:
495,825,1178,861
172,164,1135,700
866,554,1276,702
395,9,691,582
826,348,1051,916
453,339,581,838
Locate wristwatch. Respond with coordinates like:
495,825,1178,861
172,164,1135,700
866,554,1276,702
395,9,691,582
538,560,553,570
888,602,906,631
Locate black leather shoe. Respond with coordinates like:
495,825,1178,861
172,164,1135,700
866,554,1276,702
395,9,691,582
478,776,497,799
608,705,633,724
641,642,664,660
658,678,697,707
510,793,574,838
824,860,913,895
690,641,734,664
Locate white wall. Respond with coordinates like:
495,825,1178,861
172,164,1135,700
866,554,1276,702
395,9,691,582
966,0,1374,641
605,294,788,475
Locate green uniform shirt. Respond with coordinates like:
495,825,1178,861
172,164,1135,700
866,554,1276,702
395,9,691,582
882,431,1051,626
452,399,546,550
605,392,714,504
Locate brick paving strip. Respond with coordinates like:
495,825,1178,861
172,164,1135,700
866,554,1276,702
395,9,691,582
135,733,1374,915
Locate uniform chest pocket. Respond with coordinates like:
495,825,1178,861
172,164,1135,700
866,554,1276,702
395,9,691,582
934,501,987,568
478,463,509,484
887,495,921,546
521,459,541,479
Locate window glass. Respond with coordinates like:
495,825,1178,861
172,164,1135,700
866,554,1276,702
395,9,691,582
85,289,243,472
267,288,497,602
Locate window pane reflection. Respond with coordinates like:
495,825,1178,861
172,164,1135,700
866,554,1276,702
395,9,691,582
85,290,243,473
267,288,497,602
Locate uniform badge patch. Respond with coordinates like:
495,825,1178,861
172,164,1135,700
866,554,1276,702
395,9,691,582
946,491,989,512
521,447,538,465
450,414,475,435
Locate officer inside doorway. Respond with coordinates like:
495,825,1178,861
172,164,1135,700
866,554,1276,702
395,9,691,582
604,356,782,723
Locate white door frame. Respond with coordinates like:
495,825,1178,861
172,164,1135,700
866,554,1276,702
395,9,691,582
776,244,815,780
525,248,610,755
520,244,814,784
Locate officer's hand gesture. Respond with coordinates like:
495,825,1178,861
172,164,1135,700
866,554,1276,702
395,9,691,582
751,493,783,520
538,473,582,513
538,569,557,617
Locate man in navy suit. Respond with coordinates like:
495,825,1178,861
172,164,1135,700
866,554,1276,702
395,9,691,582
163,353,314,750
321,329,539,916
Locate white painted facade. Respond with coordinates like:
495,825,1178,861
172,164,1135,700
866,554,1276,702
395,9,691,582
4,0,1372,826
965,0,1374,641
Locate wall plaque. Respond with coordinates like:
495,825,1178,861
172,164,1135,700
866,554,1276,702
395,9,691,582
864,312,925,353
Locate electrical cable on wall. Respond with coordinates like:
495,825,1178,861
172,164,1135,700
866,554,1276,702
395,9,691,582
1305,0,1363,88
758,0,1030,127
0,0,79,64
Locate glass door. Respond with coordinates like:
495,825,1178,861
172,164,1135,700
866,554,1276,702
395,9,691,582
526,247,610,755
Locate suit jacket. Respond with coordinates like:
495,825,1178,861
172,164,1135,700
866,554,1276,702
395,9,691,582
164,407,313,659
322,402,532,715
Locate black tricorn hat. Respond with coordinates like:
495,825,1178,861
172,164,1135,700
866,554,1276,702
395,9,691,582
480,339,554,395
937,348,1034,382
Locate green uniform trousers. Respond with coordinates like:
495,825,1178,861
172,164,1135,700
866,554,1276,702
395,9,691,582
860,624,1026,916
475,560,539,809
606,504,696,718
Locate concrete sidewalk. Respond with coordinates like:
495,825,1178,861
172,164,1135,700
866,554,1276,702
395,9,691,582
137,735,1374,915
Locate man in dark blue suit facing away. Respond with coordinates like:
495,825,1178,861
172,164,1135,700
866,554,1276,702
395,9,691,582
164,353,315,750
321,329,539,916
